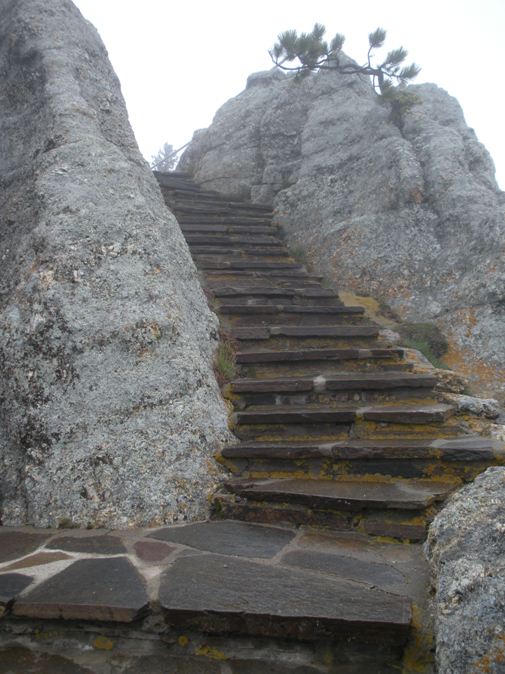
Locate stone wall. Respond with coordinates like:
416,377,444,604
0,0,231,528
180,67,505,397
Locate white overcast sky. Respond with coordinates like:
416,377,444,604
73,0,505,189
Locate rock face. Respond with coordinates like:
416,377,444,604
180,67,505,395
426,468,505,674
0,0,230,527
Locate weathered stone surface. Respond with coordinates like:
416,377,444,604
281,549,405,594
149,520,294,558
0,530,49,563
133,540,175,562
433,368,469,394
180,67,505,395
13,557,148,622
3,551,70,571
426,468,505,674
0,573,33,615
159,553,411,639
0,0,230,527
442,393,501,419
226,477,452,510
0,646,94,674
46,534,126,555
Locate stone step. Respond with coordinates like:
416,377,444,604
191,245,289,256
218,438,504,481
236,349,412,378
222,437,503,462
224,307,368,327
172,194,269,205
154,521,411,640
231,403,453,427
213,286,337,299
175,202,273,215
197,259,303,271
177,215,274,226
180,224,279,235
221,304,364,316
235,347,404,364
224,477,454,511
205,270,324,286
229,373,437,394
214,477,455,539
232,326,378,341
173,202,273,215
185,234,280,245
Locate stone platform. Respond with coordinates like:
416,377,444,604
0,520,426,673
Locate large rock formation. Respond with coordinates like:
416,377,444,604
0,0,230,528
426,468,505,673
180,67,505,396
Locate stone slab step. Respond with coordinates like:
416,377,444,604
175,200,272,217
176,204,273,216
235,346,404,365
221,304,364,316
191,246,289,256
224,477,454,511
221,437,504,462
185,235,280,245
198,260,303,271
159,553,411,641
180,224,279,235
177,215,274,226
205,270,324,281
213,286,337,299
230,373,437,394
235,347,404,363
171,197,272,210
232,326,378,341
232,404,453,426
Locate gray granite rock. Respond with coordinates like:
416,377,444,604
426,468,505,673
442,393,501,419
180,67,505,395
0,0,231,527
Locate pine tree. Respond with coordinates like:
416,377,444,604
269,24,420,95
150,142,178,172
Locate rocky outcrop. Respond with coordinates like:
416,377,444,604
0,0,230,528
180,67,505,396
427,468,505,673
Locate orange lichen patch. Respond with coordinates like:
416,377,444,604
338,292,397,328
92,636,114,651
195,645,228,661
465,308,479,337
443,338,505,401
472,634,505,672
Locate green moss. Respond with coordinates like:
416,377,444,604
213,333,237,386
290,245,307,266
402,337,448,369
399,322,449,358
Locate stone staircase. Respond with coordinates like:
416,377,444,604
0,172,503,673
155,170,505,671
